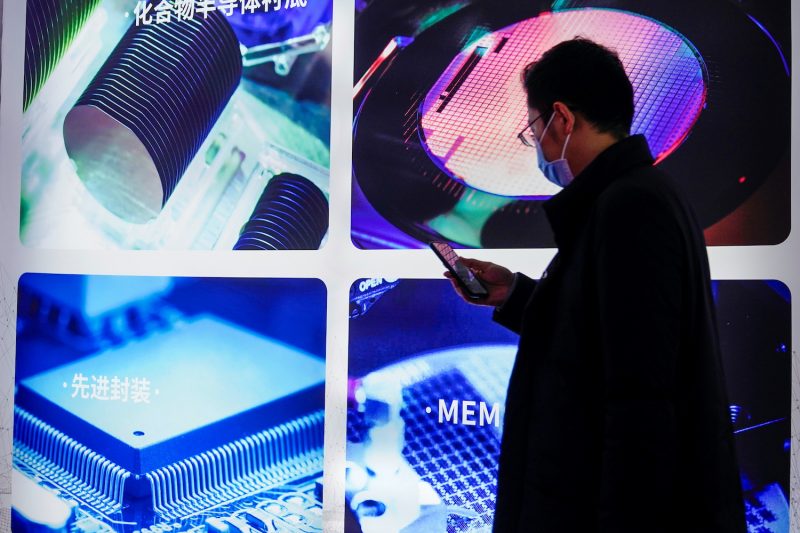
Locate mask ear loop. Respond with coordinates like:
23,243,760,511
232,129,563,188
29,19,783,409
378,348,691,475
538,113,557,145
556,107,573,159
540,111,571,160
560,132,572,159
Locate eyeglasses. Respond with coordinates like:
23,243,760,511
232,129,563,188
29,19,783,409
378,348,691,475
517,112,546,148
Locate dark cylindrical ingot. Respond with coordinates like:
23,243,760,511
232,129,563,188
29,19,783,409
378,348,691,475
234,173,329,251
63,9,242,223
24,0,103,111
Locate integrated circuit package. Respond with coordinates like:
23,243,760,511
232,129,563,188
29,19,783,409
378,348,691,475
13,279,327,533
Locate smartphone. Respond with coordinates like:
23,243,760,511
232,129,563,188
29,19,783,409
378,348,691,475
430,241,489,299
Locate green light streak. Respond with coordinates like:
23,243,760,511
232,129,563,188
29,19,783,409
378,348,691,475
417,3,468,35
463,26,491,50
427,193,512,247
551,0,574,10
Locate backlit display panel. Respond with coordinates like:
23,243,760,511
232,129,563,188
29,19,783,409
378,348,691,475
420,9,707,198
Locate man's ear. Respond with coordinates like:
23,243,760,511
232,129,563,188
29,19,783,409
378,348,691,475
551,101,575,136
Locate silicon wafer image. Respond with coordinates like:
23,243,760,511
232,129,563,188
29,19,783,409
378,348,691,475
345,279,790,532
351,0,789,248
12,274,327,532
21,0,332,250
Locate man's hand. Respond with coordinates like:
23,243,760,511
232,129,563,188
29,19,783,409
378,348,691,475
445,258,514,307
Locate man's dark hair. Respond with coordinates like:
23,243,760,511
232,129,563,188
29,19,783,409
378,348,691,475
523,38,634,139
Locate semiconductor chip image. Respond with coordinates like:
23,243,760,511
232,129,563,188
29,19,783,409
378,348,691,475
12,275,327,532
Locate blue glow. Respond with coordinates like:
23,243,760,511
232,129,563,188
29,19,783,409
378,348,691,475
21,274,171,319
348,279,790,532
225,1,333,47
747,14,790,77
766,280,791,303
733,417,787,435
13,275,327,528
21,316,324,469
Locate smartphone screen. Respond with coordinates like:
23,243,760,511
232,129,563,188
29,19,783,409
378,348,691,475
430,242,489,299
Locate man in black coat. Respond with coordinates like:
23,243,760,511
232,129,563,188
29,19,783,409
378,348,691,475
447,39,746,532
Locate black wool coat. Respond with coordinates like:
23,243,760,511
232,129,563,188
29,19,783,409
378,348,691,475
491,135,746,533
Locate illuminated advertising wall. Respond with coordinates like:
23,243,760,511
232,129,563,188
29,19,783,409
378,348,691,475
21,0,332,250
0,1,797,533
352,0,790,249
346,279,790,531
15,275,327,530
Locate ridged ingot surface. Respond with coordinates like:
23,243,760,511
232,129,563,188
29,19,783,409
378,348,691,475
63,10,242,223
24,0,102,111
235,174,329,250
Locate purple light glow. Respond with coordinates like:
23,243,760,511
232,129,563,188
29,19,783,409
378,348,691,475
420,9,707,199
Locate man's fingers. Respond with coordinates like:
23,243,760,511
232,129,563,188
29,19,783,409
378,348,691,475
460,258,495,277
460,258,490,269
445,275,471,301
460,258,513,286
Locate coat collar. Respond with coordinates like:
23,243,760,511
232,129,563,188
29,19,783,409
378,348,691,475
542,134,654,251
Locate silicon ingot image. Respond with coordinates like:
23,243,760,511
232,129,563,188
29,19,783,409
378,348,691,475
24,0,103,111
63,10,242,224
21,0,333,250
235,173,330,251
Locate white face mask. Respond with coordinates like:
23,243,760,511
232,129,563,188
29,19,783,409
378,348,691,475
534,113,574,188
